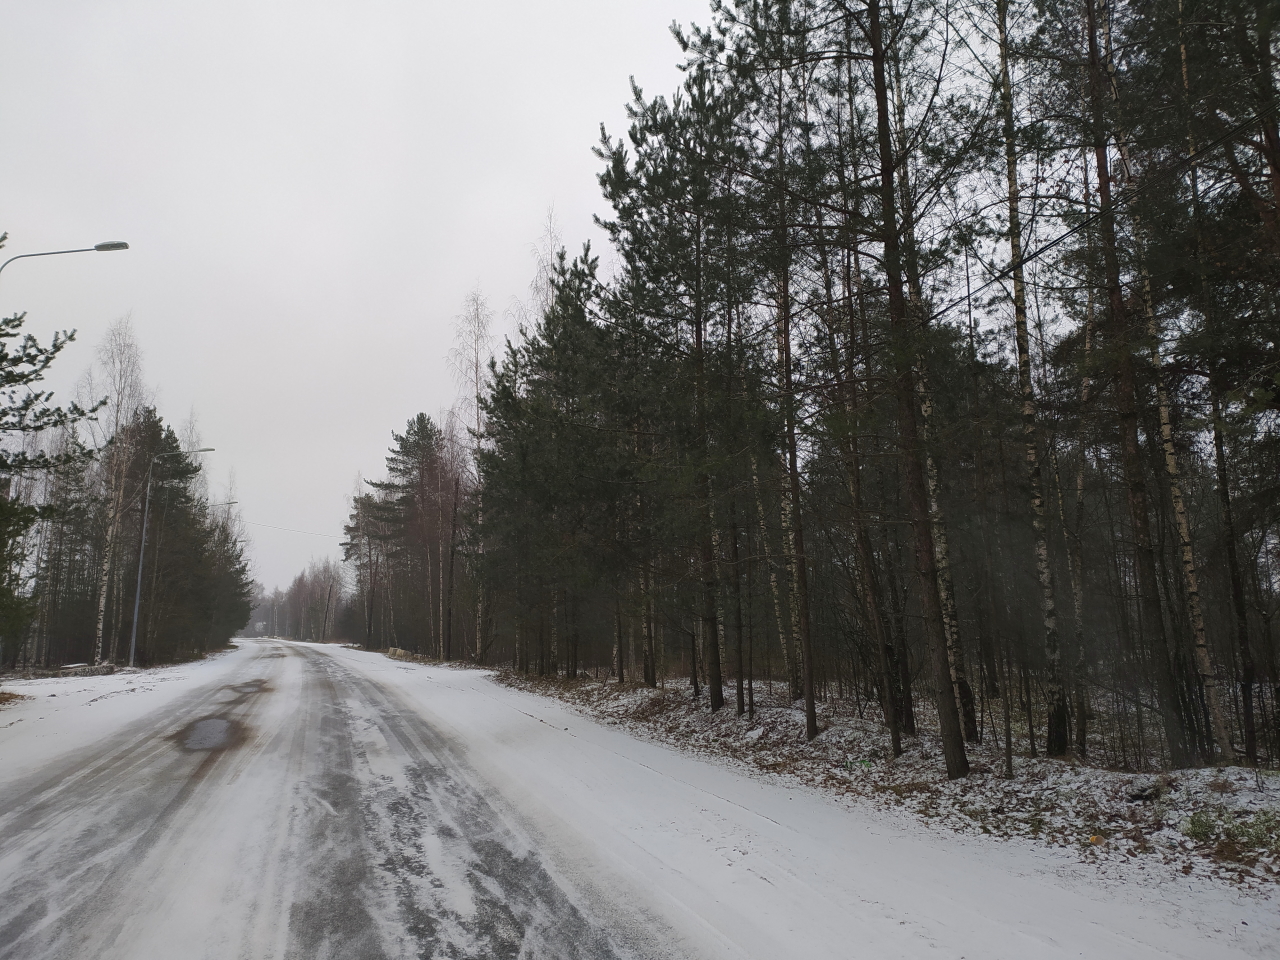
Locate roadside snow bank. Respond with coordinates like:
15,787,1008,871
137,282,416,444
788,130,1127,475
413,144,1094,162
494,671,1280,889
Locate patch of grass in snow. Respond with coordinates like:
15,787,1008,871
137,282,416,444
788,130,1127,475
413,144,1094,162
0,690,30,708
1183,808,1280,859
381,648,489,672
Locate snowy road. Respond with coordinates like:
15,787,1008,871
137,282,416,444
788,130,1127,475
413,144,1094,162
0,640,1274,959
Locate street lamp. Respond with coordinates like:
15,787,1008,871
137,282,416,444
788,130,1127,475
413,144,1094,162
128,447,214,668
0,241,130,285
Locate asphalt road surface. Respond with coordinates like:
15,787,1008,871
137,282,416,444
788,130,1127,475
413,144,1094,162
0,640,1274,960
0,641,660,960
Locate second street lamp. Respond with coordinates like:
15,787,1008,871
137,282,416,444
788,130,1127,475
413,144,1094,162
128,447,214,668
0,240,130,286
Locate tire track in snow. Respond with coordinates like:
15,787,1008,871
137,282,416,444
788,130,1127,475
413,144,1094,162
311,648,633,960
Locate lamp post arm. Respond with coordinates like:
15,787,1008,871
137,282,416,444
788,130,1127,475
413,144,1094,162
0,241,128,288
0,249,97,283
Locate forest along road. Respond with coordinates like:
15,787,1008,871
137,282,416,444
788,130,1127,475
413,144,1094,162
0,641,1274,960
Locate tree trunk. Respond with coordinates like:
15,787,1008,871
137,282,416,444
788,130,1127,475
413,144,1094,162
729,501,747,716
998,0,1069,755
93,479,125,665
752,454,794,695
444,476,459,661
1139,278,1234,761
829,307,901,756
1211,391,1256,764
1084,0,1191,768
644,564,657,687
615,595,626,684
917,377,980,743
869,0,966,777
698,507,724,706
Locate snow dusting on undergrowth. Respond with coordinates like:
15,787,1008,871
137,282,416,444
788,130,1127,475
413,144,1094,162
489,670,1280,890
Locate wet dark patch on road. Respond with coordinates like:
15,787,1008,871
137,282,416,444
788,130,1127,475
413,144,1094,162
227,678,271,698
160,677,269,754
178,716,241,751
167,679,266,755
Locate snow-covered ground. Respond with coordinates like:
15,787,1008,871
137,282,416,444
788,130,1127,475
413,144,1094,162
1,650,242,785
1,640,1275,959
494,672,1280,888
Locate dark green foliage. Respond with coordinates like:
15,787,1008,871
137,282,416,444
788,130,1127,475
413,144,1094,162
463,0,1280,770
296,0,1280,772
343,413,462,656
10,406,254,669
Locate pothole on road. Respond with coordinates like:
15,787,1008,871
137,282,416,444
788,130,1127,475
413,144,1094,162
182,717,236,750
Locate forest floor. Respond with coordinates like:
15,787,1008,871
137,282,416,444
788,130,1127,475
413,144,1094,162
492,670,1280,890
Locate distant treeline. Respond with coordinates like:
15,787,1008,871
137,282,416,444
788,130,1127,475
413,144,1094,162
247,558,345,645
302,0,1280,776
0,315,252,670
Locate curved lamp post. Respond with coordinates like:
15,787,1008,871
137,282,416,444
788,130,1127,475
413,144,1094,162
0,241,129,286
128,447,214,668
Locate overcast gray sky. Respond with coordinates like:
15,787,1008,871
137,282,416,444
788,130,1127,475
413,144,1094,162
0,0,707,590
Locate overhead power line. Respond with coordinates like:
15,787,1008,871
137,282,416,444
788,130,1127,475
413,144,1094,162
242,520,342,539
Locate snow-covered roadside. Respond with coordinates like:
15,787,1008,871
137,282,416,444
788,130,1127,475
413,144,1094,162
4,641,1276,958
340,648,1278,959
0,645,244,785
487,671,1280,890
